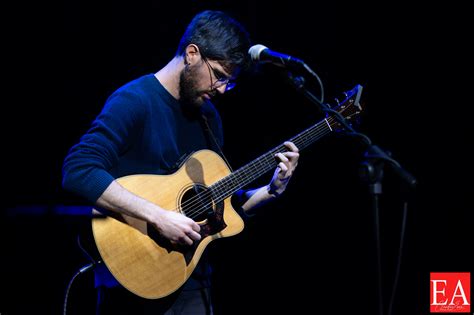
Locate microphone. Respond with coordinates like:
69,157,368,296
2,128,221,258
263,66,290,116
248,44,305,68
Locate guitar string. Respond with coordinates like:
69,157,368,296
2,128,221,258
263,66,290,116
171,100,357,219
170,103,355,217
181,107,359,220
182,115,341,219
203,102,357,206
185,126,332,219
180,116,339,219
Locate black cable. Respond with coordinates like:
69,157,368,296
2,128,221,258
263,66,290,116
63,263,95,315
77,234,96,264
63,234,100,315
301,62,324,105
387,201,409,315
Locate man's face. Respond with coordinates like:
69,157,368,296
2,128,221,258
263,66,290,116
179,58,235,107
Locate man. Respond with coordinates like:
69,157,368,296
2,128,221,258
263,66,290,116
62,10,299,314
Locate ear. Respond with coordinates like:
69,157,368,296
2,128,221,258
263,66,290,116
185,44,201,66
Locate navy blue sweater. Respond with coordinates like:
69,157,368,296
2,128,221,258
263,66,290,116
63,73,223,202
62,74,225,288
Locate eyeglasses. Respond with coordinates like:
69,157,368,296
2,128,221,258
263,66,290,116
202,57,236,91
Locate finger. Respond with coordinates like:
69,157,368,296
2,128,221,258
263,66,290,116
276,152,289,163
180,235,193,246
282,151,299,161
191,222,201,232
279,161,288,172
284,141,299,153
188,230,201,241
279,165,292,179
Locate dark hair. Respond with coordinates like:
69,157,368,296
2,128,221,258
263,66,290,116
176,10,251,73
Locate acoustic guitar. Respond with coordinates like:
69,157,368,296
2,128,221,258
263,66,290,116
92,84,363,299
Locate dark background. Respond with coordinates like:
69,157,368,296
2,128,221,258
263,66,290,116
3,1,472,314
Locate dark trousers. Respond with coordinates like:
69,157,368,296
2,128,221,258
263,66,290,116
96,285,213,315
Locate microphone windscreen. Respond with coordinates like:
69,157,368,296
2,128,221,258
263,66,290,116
248,44,268,61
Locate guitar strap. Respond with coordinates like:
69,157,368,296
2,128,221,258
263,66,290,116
199,113,233,172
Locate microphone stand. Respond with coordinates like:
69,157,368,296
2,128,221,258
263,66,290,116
287,71,416,315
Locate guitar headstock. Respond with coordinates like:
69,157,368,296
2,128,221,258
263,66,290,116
326,84,363,130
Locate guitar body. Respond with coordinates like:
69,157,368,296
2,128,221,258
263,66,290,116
92,150,244,299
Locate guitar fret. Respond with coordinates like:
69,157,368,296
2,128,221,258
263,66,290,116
211,120,332,202
209,85,362,204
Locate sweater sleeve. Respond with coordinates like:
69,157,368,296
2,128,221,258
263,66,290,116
62,90,146,202
231,189,256,221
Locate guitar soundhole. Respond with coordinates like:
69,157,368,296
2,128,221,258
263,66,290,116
180,184,214,222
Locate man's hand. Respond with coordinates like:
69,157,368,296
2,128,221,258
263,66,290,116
268,141,299,197
152,209,201,246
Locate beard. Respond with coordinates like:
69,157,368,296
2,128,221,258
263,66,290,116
179,64,209,108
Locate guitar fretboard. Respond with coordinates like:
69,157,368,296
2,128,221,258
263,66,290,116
209,116,338,202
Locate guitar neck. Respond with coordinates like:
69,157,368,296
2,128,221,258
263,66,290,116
210,115,338,202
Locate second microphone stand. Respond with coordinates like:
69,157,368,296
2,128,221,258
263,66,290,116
287,70,416,315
